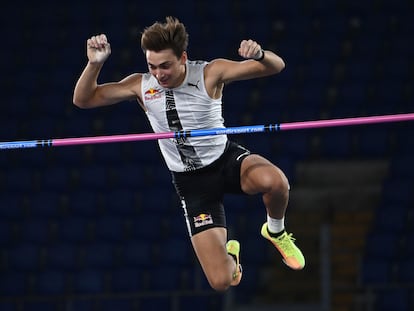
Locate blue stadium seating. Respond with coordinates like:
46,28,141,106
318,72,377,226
72,268,106,294
80,242,117,269
1,1,414,310
360,258,391,285
110,267,147,293
375,288,410,311
46,244,80,271
23,301,60,311
0,271,27,296
33,270,67,295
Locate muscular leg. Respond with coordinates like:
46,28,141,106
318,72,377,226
191,227,236,291
240,154,305,270
240,154,290,219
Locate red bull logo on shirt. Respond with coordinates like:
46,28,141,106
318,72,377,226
193,213,213,228
144,88,162,101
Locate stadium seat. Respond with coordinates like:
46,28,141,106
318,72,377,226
46,244,80,271
110,267,147,293
0,271,27,296
33,270,67,295
72,268,106,294
94,215,127,242
80,242,117,269
360,258,391,285
57,217,92,244
7,243,42,272
375,288,409,311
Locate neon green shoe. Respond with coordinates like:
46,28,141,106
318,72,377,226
226,240,242,286
261,223,305,270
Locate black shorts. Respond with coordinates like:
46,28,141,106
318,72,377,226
171,141,251,237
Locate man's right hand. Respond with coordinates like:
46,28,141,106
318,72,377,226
86,34,111,64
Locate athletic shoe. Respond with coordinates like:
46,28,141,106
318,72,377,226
261,223,305,270
226,240,242,286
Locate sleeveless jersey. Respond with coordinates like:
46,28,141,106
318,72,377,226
141,60,227,172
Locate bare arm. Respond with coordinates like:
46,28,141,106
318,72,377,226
204,40,285,98
73,34,141,109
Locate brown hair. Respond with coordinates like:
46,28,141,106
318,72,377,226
141,16,189,59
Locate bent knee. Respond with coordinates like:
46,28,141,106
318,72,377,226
207,275,232,292
261,168,290,194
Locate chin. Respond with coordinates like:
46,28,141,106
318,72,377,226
158,79,169,87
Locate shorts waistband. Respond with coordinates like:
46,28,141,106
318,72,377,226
171,141,231,176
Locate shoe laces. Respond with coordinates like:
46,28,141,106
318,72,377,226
275,232,297,256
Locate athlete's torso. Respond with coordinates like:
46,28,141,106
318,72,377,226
141,60,227,172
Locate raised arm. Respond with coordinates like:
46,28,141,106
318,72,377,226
73,34,141,109
204,39,285,97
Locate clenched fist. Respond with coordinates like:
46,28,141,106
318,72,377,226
86,34,111,64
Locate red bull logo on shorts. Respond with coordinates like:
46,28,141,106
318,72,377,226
193,213,213,228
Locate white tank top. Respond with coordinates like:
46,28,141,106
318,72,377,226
141,60,227,172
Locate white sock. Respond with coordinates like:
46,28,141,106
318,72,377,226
267,215,285,234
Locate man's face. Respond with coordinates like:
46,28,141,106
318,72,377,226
146,49,186,89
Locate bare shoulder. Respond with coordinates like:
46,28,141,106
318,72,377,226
204,58,235,74
118,73,144,99
204,58,238,84
120,73,143,87
203,59,235,98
